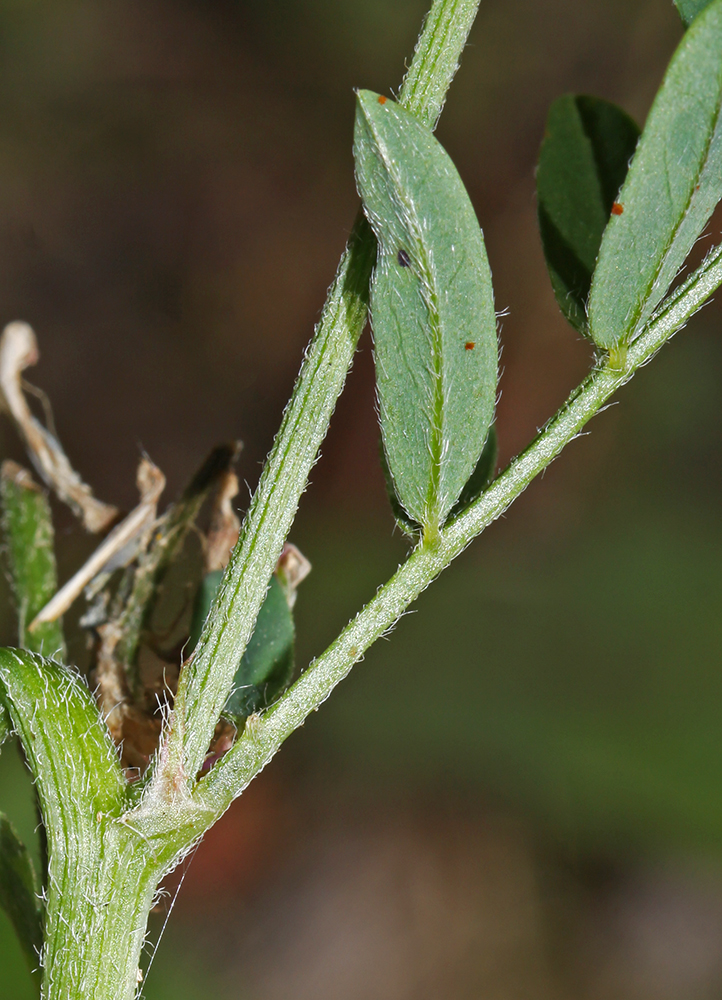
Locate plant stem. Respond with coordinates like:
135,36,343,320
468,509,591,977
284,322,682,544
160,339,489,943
167,0,484,784
399,0,482,129
193,242,722,816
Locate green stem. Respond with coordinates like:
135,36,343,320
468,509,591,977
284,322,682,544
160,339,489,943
41,823,158,1000
399,0,482,129
193,242,722,816
167,0,484,785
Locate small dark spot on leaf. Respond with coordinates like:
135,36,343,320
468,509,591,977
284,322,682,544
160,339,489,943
397,248,411,267
465,342,475,351
611,202,624,215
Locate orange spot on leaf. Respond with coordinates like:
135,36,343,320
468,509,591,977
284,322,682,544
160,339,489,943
611,202,624,215
465,342,475,351
378,95,387,105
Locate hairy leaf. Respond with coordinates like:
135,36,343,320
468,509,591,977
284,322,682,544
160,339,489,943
588,0,722,348
676,0,715,26
382,425,498,535
353,90,497,535
447,425,498,520
1,461,65,659
0,814,42,972
537,95,639,333
190,573,295,723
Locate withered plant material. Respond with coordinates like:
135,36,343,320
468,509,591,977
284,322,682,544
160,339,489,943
94,621,162,771
0,322,118,533
276,542,312,609
114,442,241,691
204,470,241,573
29,457,166,630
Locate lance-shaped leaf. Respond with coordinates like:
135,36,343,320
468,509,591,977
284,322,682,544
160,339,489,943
676,0,715,26
0,813,42,973
382,425,498,535
588,0,722,349
190,572,295,724
447,424,498,521
354,90,498,535
537,95,639,333
1,461,65,659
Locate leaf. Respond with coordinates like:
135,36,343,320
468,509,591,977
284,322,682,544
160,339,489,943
447,424,498,520
379,440,421,535
676,0,715,26
0,813,42,973
537,95,640,333
382,425,498,535
190,573,295,723
1,461,66,659
588,0,722,349
353,90,498,535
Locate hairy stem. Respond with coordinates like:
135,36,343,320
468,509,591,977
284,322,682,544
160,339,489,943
167,0,484,784
399,0,482,129
193,242,722,817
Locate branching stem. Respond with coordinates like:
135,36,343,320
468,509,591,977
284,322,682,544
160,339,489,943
192,243,722,818
166,0,485,785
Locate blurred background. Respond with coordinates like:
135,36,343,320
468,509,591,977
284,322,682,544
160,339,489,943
1,0,722,996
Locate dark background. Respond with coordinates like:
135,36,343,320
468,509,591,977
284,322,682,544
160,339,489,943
3,1,722,997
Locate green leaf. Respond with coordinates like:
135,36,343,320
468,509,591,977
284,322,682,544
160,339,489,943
588,0,722,349
447,424,498,520
1,462,66,659
190,573,295,723
188,569,225,652
0,813,42,974
379,440,421,536
676,0,715,26
382,425,498,535
353,90,498,536
537,95,639,333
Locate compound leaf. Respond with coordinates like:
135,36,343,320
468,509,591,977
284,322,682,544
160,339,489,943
537,95,639,333
353,90,498,535
588,0,722,348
